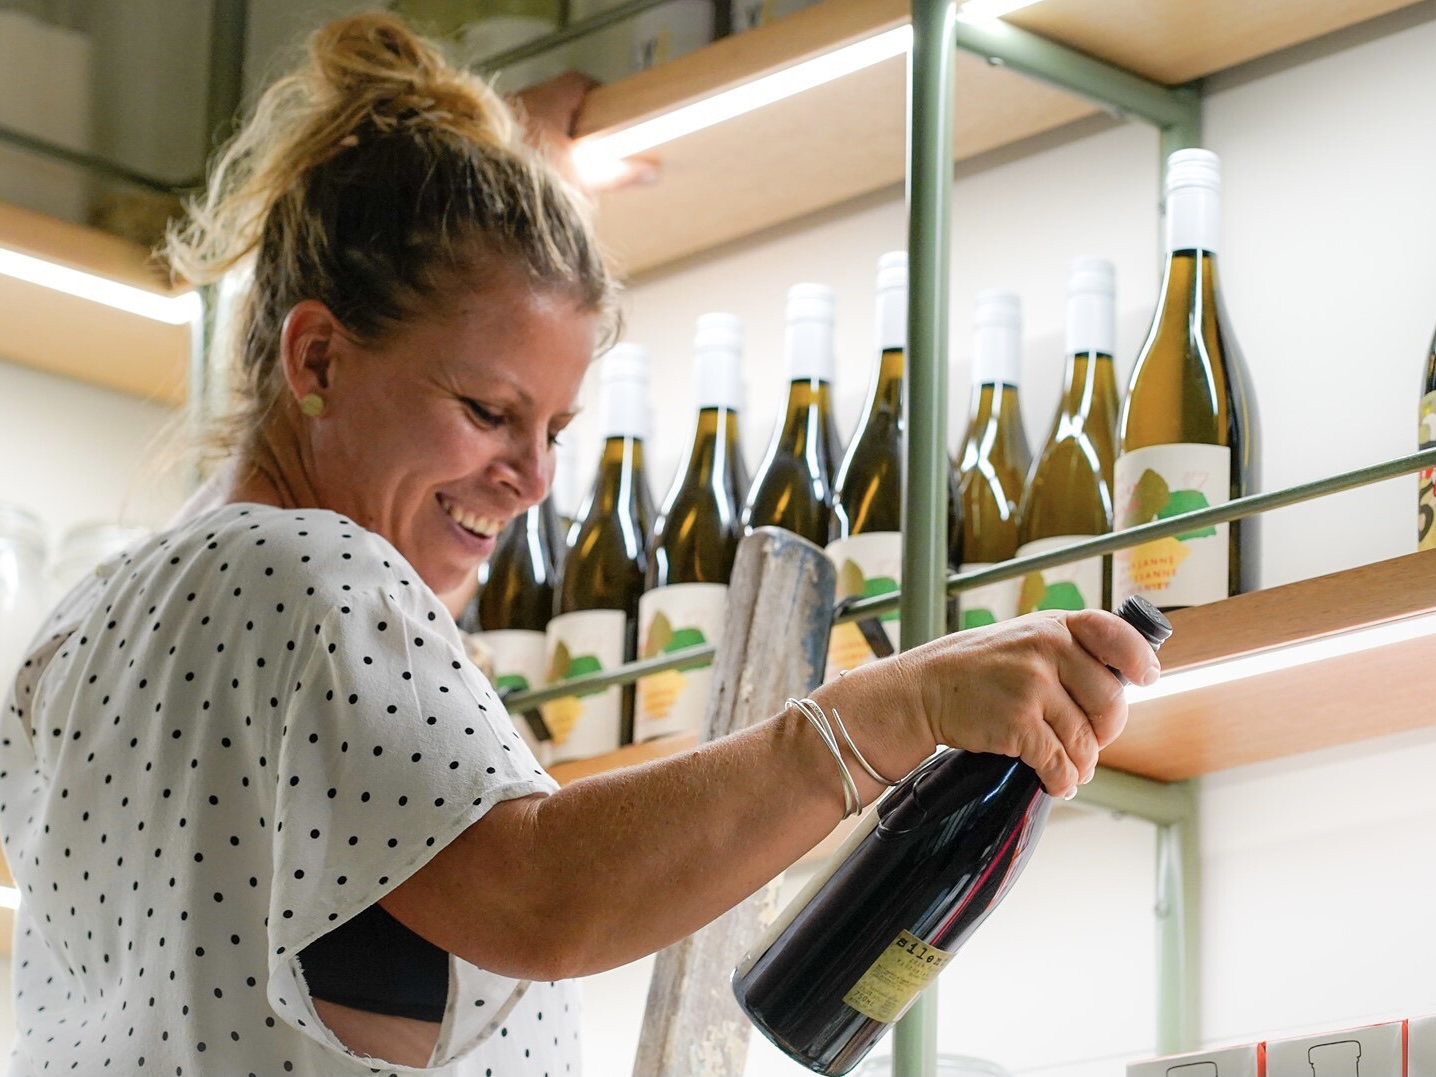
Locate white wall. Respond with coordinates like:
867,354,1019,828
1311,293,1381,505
568,7,1436,1076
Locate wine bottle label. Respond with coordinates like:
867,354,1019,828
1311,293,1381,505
1014,536,1104,614
542,609,627,764
634,582,727,741
842,929,954,1024
825,532,902,679
957,563,1019,630
1420,391,1436,551
1113,443,1230,607
476,628,551,767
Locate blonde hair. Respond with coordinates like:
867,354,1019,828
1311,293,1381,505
165,12,618,454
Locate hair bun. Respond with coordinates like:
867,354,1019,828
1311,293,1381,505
309,12,516,147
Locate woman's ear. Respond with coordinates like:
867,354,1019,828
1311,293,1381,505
278,300,342,402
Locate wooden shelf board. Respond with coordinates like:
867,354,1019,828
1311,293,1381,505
1010,0,1427,86
578,0,1428,275
1104,549,1436,782
0,200,189,405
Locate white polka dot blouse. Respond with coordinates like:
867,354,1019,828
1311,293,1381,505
0,504,580,1076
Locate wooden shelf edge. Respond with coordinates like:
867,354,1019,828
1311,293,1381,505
547,732,698,784
1105,549,1436,783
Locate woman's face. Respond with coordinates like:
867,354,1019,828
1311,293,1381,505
305,275,596,597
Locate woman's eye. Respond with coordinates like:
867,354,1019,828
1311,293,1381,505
547,431,563,448
465,399,503,426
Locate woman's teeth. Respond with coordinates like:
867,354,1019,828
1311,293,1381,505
443,500,503,538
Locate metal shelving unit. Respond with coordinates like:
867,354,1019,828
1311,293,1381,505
8,3,1435,1074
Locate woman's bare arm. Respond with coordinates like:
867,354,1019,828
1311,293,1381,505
380,609,1161,981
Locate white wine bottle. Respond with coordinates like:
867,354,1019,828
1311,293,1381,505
955,291,1031,630
742,284,842,547
733,596,1172,1077
636,314,749,741
545,344,654,762
477,498,564,764
1115,148,1260,609
1420,323,1436,551
827,251,907,678
1014,258,1119,614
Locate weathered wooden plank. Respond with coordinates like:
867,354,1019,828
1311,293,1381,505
632,526,836,1077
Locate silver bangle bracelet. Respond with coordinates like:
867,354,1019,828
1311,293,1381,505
788,696,861,818
787,696,904,818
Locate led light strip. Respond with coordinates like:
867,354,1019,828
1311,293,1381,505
1126,612,1436,704
570,0,1046,184
573,24,913,172
0,246,201,325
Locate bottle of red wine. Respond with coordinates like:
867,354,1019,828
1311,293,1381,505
732,596,1171,1077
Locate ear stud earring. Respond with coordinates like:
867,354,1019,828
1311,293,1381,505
299,393,326,418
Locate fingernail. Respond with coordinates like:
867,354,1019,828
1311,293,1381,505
1062,788,1077,801
1140,664,1161,688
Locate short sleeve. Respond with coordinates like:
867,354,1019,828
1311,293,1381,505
265,574,556,1068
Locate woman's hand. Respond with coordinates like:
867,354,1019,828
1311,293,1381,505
825,610,1162,801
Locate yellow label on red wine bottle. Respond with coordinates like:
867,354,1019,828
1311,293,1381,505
1420,391,1436,552
1113,443,1230,608
842,930,954,1024
543,609,626,764
634,582,726,741
825,532,902,680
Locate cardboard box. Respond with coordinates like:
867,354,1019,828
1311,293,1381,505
1127,1043,1265,1077
1265,1020,1404,1077
1407,1015,1435,1076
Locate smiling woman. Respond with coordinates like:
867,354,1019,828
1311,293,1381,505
0,11,1164,1077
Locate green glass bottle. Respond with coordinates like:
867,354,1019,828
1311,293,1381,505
545,343,654,761
1014,258,1119,614
828,251,907,676
1115,148,1260,609
956,290,1031,630
637,313,749,741
742,284,841,546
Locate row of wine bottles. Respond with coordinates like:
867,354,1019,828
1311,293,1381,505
474,147,1258,766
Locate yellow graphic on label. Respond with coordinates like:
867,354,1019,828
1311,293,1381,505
636,610,710,721
542,640,604,746
829,557,900,671
842,930,954,1024
1420,390,1436,551
1121,468,1213,593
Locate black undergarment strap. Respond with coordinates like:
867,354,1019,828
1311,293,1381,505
300,903,450,1022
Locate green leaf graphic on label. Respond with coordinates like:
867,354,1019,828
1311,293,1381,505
961,608,997,630
643,611,674,659
1157,488,1217,541
565,653,606,698
1036,581,1085,611
863,576,901,623
664,626,712,670
496,673,530,694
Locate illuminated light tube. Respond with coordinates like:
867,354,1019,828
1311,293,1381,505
1126,612,1436,705
570,0,1048,181
572,23,913,173
0,245,201,325
0,886,18,911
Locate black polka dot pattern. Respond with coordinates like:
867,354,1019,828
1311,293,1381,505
0,504,569,1074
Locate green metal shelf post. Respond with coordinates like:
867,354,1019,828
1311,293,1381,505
896,1,959,1073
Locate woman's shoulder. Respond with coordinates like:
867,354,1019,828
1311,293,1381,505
148,503,435,615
